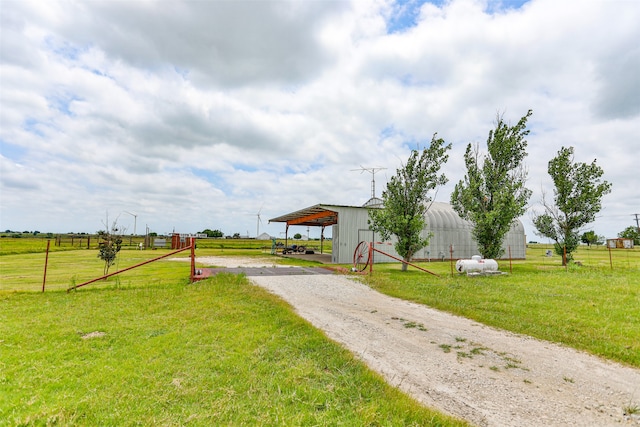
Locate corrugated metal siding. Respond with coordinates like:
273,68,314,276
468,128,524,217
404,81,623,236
323,205,398,264
324,202,526,264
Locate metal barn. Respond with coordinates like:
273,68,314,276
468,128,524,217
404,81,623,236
269,201,526,265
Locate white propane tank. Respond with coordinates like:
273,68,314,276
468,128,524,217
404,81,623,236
455,255,499,273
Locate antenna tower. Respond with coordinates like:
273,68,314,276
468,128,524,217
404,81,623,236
351,166,387,199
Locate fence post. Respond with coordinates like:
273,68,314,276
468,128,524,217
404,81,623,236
450,244,454,277
190,239,196,282
42,240,50,292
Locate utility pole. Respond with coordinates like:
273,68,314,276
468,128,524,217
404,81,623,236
633,213,640,233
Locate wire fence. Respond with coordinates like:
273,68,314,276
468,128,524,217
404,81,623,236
527,243,640,269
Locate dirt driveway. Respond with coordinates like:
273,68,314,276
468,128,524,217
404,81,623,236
192,257,640,426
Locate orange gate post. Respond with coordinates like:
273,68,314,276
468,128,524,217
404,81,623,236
190,239,196,282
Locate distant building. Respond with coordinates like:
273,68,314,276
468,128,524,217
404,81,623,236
606,238,634,249
257,232,273,240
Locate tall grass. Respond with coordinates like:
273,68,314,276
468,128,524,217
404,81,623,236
0,275,466,426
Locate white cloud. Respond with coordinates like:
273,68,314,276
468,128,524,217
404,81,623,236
1,0,638,240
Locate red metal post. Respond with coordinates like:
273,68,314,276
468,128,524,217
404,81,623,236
42,240,51,292
369,241,373,274
370,246,439,277
190,239,196,282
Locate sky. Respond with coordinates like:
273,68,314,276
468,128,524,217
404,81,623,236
1,0,639,242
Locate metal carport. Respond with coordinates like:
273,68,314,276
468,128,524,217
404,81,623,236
268,204,338,253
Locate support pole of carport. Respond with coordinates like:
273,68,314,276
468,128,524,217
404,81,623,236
320,226,325,254
285,224,289,251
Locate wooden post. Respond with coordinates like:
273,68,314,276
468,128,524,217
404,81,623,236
450,244,454,277
608,245,613,270
508,245,513,274
42,240,50,292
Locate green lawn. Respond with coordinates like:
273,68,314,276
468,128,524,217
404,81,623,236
0,274,465,426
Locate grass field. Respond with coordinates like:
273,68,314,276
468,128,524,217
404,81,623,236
0,238,464,426
1,238,638,425
0,274,465,426
0,235,332,256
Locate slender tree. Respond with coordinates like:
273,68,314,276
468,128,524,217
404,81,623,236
533,146,612,265
368,134,451,271
97,214,124,275
451,110,533,259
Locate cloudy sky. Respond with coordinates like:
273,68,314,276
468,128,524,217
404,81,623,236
1,0,639,241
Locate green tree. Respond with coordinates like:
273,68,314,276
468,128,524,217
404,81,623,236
581,230,598,247
533,146,612,265
368,134,451,271
97,227,123,275
200,228,224,238
293,233,302,240
451,110,533,259
618,226,640,245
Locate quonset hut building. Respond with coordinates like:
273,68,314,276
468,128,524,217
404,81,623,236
269,201,526,264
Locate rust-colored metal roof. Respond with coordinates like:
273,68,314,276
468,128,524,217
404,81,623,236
268,204,339,227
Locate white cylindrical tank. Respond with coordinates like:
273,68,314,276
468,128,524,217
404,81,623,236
455,256,499,273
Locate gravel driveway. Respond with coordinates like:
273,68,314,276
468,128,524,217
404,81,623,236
188,257,640,426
